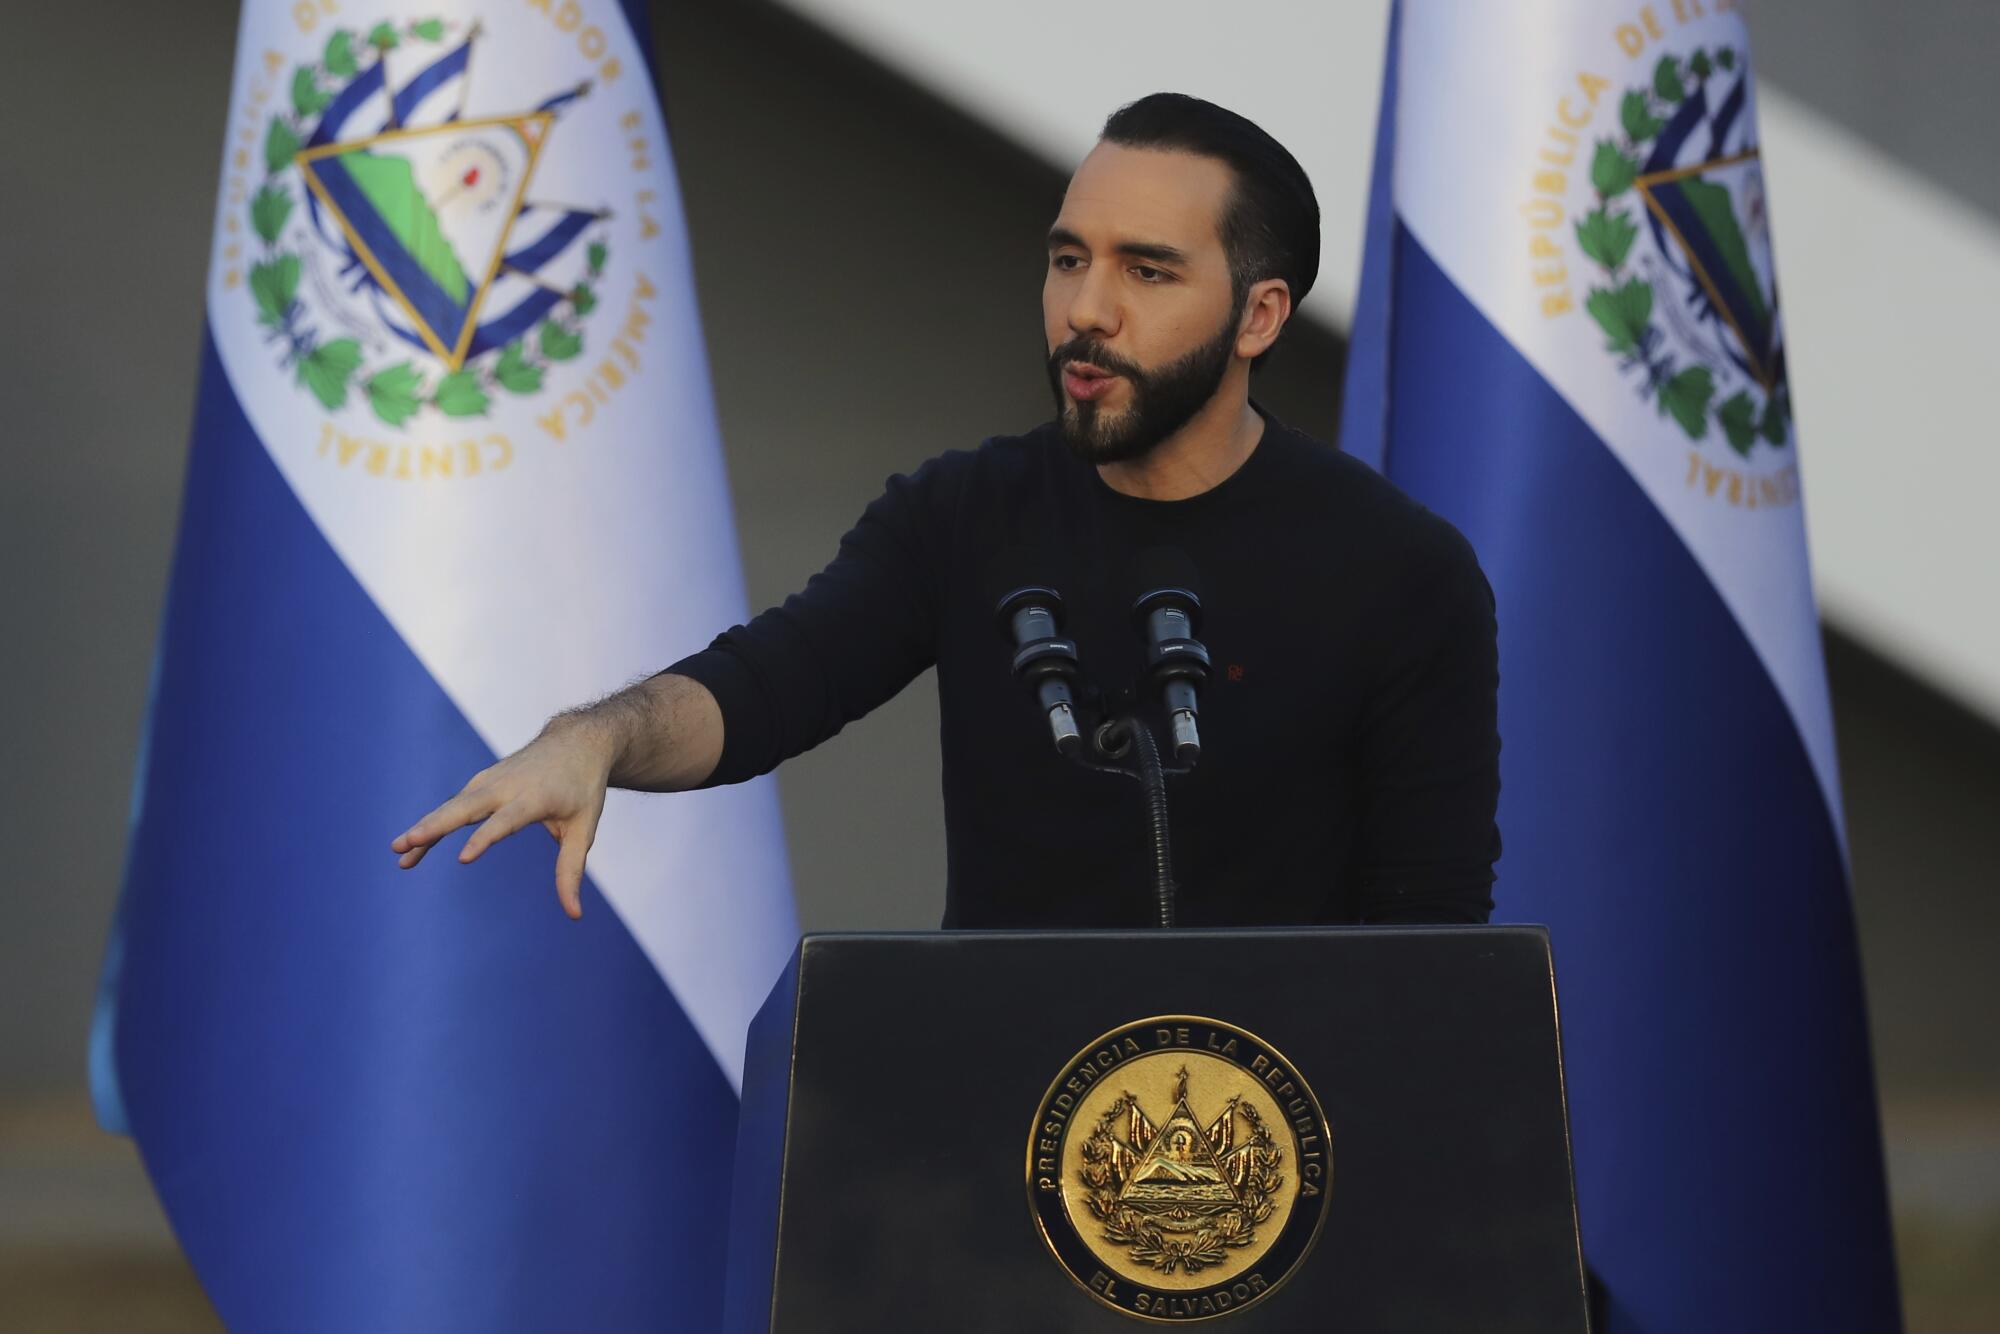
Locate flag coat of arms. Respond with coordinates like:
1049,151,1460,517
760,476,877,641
91,4,797,1329
1340,2,1900,1329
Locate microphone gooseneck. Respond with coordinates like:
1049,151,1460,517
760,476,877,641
1125,718,1178,928
1090,717,1177,929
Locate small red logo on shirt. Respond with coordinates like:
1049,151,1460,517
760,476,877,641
1226,664,1245,682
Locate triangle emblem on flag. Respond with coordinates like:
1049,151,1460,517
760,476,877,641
297,113,552,369
1636,148,1782,391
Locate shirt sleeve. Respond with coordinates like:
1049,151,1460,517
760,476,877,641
1344,524,1502,924
664,455,960,786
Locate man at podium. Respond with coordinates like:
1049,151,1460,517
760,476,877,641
391,93,1499,932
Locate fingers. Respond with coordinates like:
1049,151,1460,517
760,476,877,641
392,744,606,917
459,800,536,865
392,786,500,857
553,813,598,922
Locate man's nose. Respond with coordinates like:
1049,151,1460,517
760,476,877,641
1066,264,1120,340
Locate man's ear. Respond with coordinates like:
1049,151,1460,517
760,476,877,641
1235,277,1293,360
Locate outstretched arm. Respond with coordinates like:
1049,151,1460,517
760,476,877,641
392,452,959,917
389,672,721,919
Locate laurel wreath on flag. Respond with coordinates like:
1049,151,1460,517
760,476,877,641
244,17,606,427
1573,46,1790,457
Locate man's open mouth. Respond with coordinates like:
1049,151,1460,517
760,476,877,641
1062,362,1121,401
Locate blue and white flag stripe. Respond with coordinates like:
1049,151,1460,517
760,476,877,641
1342,4,1898,1329
93,3,795,1329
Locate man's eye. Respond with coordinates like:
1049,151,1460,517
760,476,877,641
1052,254,1084,272
1133,266,1166,283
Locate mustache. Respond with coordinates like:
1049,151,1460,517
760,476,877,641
1047,337,1148,384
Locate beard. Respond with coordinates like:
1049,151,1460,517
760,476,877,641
1046,311,1239,465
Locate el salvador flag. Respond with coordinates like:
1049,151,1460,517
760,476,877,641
1341,3,1900,1329
89,3,797,1330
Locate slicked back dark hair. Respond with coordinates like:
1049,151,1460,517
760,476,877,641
1099,92,1319,369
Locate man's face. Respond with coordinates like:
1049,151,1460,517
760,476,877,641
1044,143,1243,463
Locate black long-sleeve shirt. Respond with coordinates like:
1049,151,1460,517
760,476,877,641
668,409,1500,928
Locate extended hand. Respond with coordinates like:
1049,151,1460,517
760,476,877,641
391,721,615,920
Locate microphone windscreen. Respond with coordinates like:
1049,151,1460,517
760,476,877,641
984,546,1069,633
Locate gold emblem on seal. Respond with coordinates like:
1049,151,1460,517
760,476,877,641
1027,1016,1330,1321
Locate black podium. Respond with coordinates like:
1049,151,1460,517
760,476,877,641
724,928,1588,1331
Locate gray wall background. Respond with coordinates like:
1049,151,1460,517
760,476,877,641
1749,0,2000,220
1,0,1995,1326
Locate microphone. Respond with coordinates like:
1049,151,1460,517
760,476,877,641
988,551,1084,756
1130,548,1210,765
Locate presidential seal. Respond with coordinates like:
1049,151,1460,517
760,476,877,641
1027,1017,1330,1322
